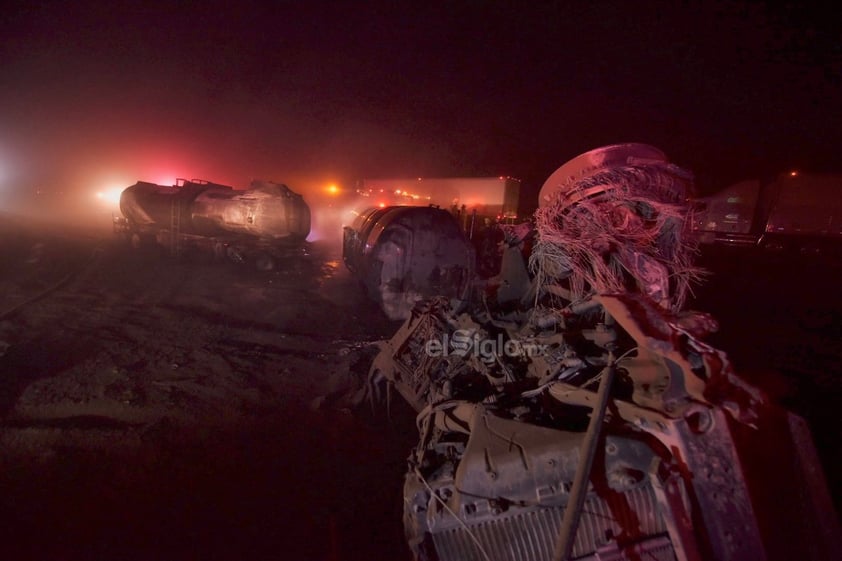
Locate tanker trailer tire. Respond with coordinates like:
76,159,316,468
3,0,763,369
130,232,155,251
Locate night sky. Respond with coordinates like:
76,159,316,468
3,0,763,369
1,0,840,203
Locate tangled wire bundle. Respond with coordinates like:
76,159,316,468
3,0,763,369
531,163,704,311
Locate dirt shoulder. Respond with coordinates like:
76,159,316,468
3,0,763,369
0,217,410,560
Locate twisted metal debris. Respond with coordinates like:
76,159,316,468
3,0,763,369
531,145,703,311
357,144,840,561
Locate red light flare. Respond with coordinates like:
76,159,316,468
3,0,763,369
156,175,179,186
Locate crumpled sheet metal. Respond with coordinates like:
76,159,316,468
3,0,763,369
532,143,701,312
363,144,840,561
369,293,778,561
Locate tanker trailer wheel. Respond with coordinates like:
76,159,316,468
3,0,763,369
130,232,153,250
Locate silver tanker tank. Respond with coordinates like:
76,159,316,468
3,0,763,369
343,206,475,320
119,178,310,241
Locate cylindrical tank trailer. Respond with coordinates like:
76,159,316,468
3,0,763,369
120,179,310,240
343,206,475,320
117,179,310,268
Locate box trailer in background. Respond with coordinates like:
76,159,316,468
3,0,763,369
694,172,842,255
355,176,521,223
693,179,762,245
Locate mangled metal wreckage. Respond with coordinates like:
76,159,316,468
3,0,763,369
363,145,840,561
343,205,475,321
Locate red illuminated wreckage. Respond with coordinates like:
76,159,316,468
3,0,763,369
114,178,311,269
353,145,840,561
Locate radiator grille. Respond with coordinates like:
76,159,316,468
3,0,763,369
432,486,672,561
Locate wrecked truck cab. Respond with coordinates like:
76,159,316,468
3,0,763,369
359,144,840,561
342,206,475,321
373,294,840,561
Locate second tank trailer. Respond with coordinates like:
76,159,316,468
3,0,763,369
116,178,311,269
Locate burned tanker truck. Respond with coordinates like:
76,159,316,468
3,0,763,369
359,145,840,560
343,206,475,320
115,178,311,270
342,177,523,320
